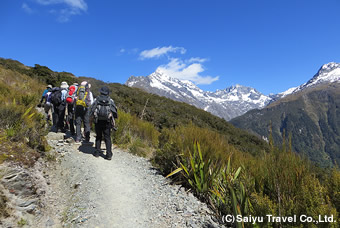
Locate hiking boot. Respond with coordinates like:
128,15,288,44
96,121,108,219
105,155,112,160
93,150,100,158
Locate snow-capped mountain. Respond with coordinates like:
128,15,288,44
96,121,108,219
126,62,340,121
278,62,340,98
126,70,272,120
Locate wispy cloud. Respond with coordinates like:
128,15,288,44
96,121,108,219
187,57,208,63
22,3,34,14
35,0,87,10
156,58,219,85
34,0,88,22
139,46,186,60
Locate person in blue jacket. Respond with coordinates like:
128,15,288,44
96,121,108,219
39,85,52,106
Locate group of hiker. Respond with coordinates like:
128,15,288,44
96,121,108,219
39,81,118,160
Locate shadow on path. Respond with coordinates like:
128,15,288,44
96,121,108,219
78,144,96,155
78,143,109,159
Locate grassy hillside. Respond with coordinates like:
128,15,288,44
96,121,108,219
0,61,50,166
231,83,340,167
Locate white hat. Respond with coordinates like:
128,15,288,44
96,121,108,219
60,81,69,89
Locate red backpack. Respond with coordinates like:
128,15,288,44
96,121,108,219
66,85,78,104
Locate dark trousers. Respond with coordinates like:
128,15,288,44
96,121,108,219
52,105,57,128
67,104,75,134
75,106,90,141
52,103,66,132
95,120,112,158
57,103,66,131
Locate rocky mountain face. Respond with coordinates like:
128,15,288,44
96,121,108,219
126,70,272,120
231,62,340,167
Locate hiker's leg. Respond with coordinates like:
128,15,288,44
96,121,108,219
84,108,91,141
44,103,50,121
95,122,103,151
68,104,75,134
104,122,112,158
58,104,66,131
53,105,59,132
75,112,82,142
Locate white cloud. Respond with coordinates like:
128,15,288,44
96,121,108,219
36,0,87,10
140,46,186,60
120,48,126,53
156,58,219,85
22,3,34,14
34,0,87,22
187,57,208,63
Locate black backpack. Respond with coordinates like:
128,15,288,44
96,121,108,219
96,96,112,121
51,87,62,106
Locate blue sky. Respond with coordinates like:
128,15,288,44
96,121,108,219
1,0,340,95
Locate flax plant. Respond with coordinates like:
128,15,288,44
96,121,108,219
167,141,221,199
211,156,250,228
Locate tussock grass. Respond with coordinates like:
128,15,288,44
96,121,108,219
0,67,49,167
112,110,160,157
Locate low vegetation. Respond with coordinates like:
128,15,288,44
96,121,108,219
1,58,339,226
0,65,49,167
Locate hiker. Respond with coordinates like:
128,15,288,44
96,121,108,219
50,86,61,131
44,86,53,121
90,86,118,160
65,82,78,135
75,81,93,143
57,82,69,132
50,82,69,132
39,85,52,107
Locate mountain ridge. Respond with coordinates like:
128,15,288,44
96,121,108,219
126,71,272,120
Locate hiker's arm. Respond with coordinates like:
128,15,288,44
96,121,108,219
89,92,94,105
89,99,97,116
110,99,118,119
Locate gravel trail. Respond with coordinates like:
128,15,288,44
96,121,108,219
45,132,224,228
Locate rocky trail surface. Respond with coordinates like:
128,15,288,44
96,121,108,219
0,131,225,228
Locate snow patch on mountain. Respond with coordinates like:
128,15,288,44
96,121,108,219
126,62,340,120
126,72,272,120
279,62,340,98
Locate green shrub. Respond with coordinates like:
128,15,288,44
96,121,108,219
112,110,159,157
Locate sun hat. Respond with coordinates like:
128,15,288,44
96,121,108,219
81,81,88,86
99,86,110,95
47,85,52,89
60,81,69,89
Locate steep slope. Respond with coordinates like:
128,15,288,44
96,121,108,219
126,70,272,120
231,63,340,167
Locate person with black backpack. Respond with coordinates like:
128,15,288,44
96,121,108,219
50,86,62,131
90,86,118,160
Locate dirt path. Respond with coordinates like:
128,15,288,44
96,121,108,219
41,132,224,228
